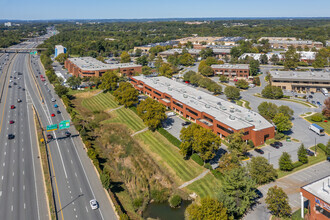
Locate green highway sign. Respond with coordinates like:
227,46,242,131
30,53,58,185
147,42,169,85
29,51,37,55
46,124,58,132
59,120,70,130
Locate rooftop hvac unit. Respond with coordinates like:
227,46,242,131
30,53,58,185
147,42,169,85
168,87,172,91
205,104,210,108
183,94,188,98
217,102,222,106
229,115,235,120
235,108,241,112
197,96,202,99
221,106,227,110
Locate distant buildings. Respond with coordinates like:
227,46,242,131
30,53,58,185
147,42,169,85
211,64,250,79
300,176,330,220
4,22,11,27
175,36,222,46
64,57,142,78
239,51,316,64
215,37,245,46
259,37,323,49
269,70,330,92
130,76,274,146
133,41,177,53
158,47,231,59
55,45,67,58
259,37,297,41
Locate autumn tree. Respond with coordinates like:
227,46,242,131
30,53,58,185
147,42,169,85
113,82,139,107
137,98,166,131
235,79,249,89
200,65,214,77
261,85,283,99
322,97,330,119
226,132,249,156
179,53,195,66
248,156,277,184
120,51,131,63
186,197,228,220
266,186,291,218
284,46,300,69
159,63,173,78
99,71,119,91
224,86,240,100
217,153,240,174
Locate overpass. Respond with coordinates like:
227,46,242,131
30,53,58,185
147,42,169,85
0,48,47,53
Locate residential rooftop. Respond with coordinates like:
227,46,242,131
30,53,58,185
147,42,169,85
132,76,273,131
67,57,141,71
302,176,330,204
211,64,249,69
159,48,201,55
215,37,245,42
270,70,330,82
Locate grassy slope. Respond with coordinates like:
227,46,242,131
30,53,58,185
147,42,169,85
81,92,119,111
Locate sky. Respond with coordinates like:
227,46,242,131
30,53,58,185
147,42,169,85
0,0,329,20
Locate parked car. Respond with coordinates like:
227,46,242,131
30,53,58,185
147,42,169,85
306,149,315,156
51,98,56,102
166,112,175,117
327,156,330,162
270,143,280,149
274,142,283,147
254,148,264,154
182,121,191,126
164,125,172,130
17,99,21,103
308,95,313,98
57,110,61,114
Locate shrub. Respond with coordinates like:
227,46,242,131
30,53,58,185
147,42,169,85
279,152,294,171
150,189,169,203
169,195,182,208
311,113,323,122
133,197,143,210
191,153,204,166
211,169,224,180
247,140,254,148
204,163,213,170
292,161,303,169
274,132,285,140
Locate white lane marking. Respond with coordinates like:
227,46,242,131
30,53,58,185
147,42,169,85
85,206,88,212
12,187,14,192
0,191,2,197
24,203,26,209
68,185,70,189
22,148,24,152
75,172,77,177
11,205,13,212
23,185,25,191
71,160,73,164
23,170,24,175
13,159,15,163
80,188,82,193
13,149,15,152
3,163,5,167
74,208,76,211
5,142,7,146
4,151,6,155
76,215,78,218
22,158,24,162
12,172,14,177
1,176,3,180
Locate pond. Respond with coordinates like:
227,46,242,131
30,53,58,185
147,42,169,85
143,200,192,220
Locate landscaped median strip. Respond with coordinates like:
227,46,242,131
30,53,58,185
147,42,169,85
253,93,316,108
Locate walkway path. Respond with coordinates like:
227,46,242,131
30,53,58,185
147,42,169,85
131,127,148,137
93,89,105,96
106,105,124,113
178,170,210,189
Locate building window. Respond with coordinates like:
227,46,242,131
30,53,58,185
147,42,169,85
145,86,151,91
186,107,198,116
216,124,233,134
173,101,183,108
204,115,213,123
243,131,249,136
153,90,161,96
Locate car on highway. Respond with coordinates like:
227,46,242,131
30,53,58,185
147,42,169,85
51,113,55,117
17,99,21,103
57,110,61,114
54,104,58,108
8,85,11,88
47,134,53,139
13,82,17,85
182,121,191,126
13,77,16,79
306,149,315,156
36,75,38,78
90,199,98,210
65,131,71,137
51,98,56,102
9,120,14,124
22,88,25,91
44,82,47,86
10,105,15,109
8,134,15,139
254,148,264,154
270,143,280,149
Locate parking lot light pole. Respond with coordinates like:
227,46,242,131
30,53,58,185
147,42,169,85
315,138,317,157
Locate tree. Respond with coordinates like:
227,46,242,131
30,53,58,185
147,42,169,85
96,56,105,63
284,46,300,69
313,48,330,69
55,53,68,64
154,55,163,71
200,66,214,77
169,195,182,208
219,75,229,82
186,197,228,220
179,53,195,66
99,71,119,91
235,79,249,89
54,84,69,97
159,63,173,78
184,70,197,82
248,156,277,184
230,47,241,58
297,144,308,164
199,48,214,59
259,54,268,64
266,186,291,218
323,97,330,118
217,153,240,174
120,51,131,63
100,171,111,190
134,48,142,57
278,105,294,119
279,152,294,171
224,86,240,100
217,167,257,218
207,82,222,94
136,55,148,66
167,54,180,67
261,85,283,99
185,41,193,49
141,66,152,75
258,102,278,120
249,59,260,76
226,131,249,156
113,82,139,107
273,113,292,132
311,113,323,122
205,57,219,66
137,98,166,131
180,124,221,161
198,60,208,73
190,74,203,85
270,54,280,65
66,76,82,89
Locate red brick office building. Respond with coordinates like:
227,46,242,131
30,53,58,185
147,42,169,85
211,64,250,78
65,57,142,78
300,176,330,220
130,76,274,146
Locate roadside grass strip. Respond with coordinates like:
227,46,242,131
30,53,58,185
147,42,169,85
186,173,222,198
305,115,330,135
103,108,146,132
82,92,119,111
136,131,203,183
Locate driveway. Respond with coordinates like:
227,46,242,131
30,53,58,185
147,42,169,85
244,161,330,220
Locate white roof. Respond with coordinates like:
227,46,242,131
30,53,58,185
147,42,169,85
68,57,141,71
132,76,273,131
211,64,249,70
270,70,330,82
302,176,330,204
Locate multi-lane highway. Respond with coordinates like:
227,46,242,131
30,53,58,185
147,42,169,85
0,44,49,219
0,32,118,220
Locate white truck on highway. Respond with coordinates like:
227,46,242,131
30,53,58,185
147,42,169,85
309,123,325,136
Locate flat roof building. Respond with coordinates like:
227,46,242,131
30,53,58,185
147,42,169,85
270,70,330,92
158,48,201,57
64,57,142,78
133,41,177,53
300,176,330,220
211,64,250,78
268,40,323,49
55,45,67,58
130,76,274,146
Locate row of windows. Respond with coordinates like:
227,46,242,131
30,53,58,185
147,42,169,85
186,107,198,116
273,80,330,85
153,90,161,96
204,115,213,123
173,101,183,108
145,86,152,91
217,124,234,134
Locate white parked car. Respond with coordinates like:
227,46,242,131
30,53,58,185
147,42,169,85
51,98,56,102
90,199,98,210
166,112,176,117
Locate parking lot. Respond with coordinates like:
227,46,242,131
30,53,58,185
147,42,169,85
162,113,190,140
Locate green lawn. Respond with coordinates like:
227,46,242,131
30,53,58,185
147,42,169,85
82,92,119,111
305,116,330,135
186,173,222,198
103,107,146,132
